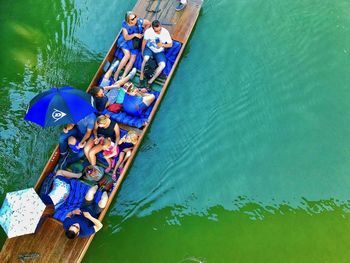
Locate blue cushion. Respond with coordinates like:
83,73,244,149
114,39,182,76
53,179,103,222
103,91,159,128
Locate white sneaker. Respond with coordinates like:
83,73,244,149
110,60,120,71
128,68,137,80
85,185,98,201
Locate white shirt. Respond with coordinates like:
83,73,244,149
144,27,172,53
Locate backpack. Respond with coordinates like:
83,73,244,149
144,56,157,80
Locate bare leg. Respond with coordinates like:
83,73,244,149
84,139,95,164
114,71,134,87
119,150,132,169
140,55,150,81
142,94,156,106
104,61,119,79
114,49,130,80
104,157,112,168
148,61,165,84
88,144,104,166
121,55,136,78
112,151,126,176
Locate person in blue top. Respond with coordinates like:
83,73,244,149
122,82,156,118
114,11,151,81
63,185,108,239
57,113,96,169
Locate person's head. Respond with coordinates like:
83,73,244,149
68,136,77,145
102,137,112,150
66,223,80,239
152,20,161,33
124,82,136,94
90,86,104,98
125,11,137,25
96,114,110,127
125,130,138,144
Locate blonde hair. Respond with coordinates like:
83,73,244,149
125,11,137,23
125,130,138,144
97,114,110,125
124,82,134,92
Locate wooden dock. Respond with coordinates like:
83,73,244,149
0,0,202,262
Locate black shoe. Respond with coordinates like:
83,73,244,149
175,2,187,11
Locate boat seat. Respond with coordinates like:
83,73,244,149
114,40,182,76
103,90,160,128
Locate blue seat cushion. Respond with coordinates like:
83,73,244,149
102,91,160,128
53,179,103,222
115,39,182,76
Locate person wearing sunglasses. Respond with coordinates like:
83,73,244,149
114,11,151,81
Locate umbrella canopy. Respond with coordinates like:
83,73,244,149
24,86,96,127
0,188,46,238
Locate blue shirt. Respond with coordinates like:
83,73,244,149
63,215,95,238
76,113,96,135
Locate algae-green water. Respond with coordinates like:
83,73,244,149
1,0,350,262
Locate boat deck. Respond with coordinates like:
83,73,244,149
0,0,202,262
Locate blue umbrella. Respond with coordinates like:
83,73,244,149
24,86,96,127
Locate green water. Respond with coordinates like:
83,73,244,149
1,0,350,262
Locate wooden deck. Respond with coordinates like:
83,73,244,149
0,0,202,262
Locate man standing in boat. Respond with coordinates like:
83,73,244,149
139,20,173,89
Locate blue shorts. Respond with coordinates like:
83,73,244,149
144,47,166,64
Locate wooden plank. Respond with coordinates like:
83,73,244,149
133,0,202,43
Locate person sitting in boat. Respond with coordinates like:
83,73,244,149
63,185,108,239
58,113,96,169
114,11,151,81
89,86,110,115
58,135,86,170
112,130,139,181
122,82,156,117
84,114,120,166
139,20,173,89
91,65,137,111
101,137,119,173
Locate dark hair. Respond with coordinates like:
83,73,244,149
89,86,102,97
65,229,78,239
152,20,160,28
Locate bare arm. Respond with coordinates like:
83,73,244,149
56,170,82,179
114,124,121,144
143,19,151,30
141,38,147,55
83,212,103,232
103,84,121,91
122,28,142,41
65,208,81,218
80,128,92,145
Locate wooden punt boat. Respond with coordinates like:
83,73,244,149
0,0,202,262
